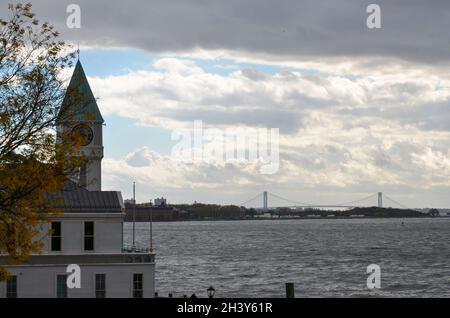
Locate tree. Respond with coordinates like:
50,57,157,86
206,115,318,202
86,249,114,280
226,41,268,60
0,3,84,280
246,208,256,218
429,209,440,217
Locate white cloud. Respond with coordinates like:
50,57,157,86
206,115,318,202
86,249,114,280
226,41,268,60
90,57,450,207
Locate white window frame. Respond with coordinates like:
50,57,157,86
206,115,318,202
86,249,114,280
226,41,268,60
131,272,144,298
49,221,63,253
94,273,106,298
83,221,95,252
55,274,68,298
6,275,17,298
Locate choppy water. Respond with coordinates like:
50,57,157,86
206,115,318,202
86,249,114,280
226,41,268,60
123,218,450,297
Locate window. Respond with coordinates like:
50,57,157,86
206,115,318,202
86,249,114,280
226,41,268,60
84,222,94,251
51,222,61,251
95,274,106,298
57,275,67,298
6,276,17,298
132,274,143,298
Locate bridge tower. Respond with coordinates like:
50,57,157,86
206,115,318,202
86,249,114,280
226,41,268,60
263,191,268,211
378,192,383,208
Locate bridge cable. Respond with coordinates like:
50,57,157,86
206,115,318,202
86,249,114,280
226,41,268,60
238,193,263,206
268,192,316,207
383,194,413,210
333,193,378,207
269,192,378,208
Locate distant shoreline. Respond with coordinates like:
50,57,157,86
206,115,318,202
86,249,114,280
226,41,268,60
125,215,449,223
125,205,444,222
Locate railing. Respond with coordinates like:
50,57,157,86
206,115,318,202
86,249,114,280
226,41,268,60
122,244,152,253
0,253,155,265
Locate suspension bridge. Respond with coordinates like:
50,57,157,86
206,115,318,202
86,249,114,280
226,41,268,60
238,191,415,211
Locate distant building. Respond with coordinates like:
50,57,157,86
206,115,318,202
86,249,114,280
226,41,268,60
154,197,167,207
124,199,136,205
124,200,179,221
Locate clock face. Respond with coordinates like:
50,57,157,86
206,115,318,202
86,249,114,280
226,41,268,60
71,123,94,146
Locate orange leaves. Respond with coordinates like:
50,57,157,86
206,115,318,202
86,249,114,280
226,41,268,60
0,155,70,275
0,2,79,279
0,127,84,279
0,112,9,125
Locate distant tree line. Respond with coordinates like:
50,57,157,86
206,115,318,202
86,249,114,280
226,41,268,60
172,203,256,220
171,204,436,220
273,206,433,218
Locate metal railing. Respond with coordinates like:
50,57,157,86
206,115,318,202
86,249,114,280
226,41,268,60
1,253,155,265
122,244,152,253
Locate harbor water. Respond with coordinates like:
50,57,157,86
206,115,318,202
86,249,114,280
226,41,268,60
124,218,450,297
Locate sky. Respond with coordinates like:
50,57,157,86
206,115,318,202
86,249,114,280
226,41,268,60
3,0,450,208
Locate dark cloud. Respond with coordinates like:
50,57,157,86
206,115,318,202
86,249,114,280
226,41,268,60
8,0,450,64
156,108,303,134
339,101,450,133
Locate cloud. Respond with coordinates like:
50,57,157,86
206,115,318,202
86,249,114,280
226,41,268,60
13,0,450,67
7,0,450,206
103,130,450,207
88,57,450,135
88,57,450,207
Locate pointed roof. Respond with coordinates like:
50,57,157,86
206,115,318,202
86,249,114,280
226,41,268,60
58,60,104,123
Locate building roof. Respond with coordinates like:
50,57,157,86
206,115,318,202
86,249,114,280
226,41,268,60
58,60,104,123
51,181,124,213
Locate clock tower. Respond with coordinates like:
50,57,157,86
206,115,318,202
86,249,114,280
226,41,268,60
57,60,104,191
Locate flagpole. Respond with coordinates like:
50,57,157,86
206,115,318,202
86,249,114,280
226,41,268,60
132,182,136,248
150,203,153,253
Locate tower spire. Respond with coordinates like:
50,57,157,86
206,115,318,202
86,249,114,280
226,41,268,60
58,59,104,123
57,58,104,192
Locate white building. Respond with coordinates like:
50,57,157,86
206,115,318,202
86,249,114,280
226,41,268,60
0,60,155,298
154,197,167,207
